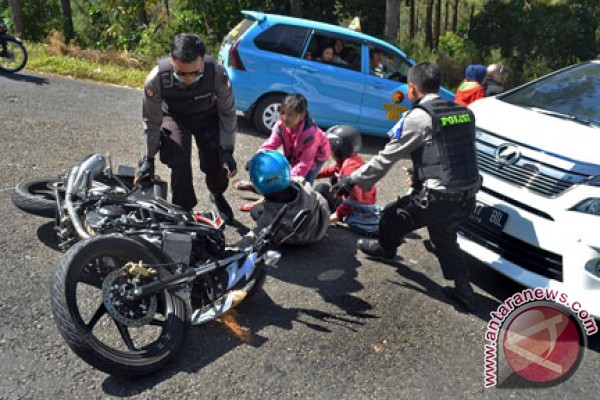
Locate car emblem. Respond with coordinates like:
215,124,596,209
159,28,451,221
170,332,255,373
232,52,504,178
495,144,521,166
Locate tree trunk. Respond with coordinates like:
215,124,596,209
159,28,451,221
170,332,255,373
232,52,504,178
290,0,302,17
434,0,441,49
8,0,24,38
409,0,415,39
138,1,149,26
384,0,401,41
60,0,74,41
452,0,459,32
425,0,434,49
444,0,449,32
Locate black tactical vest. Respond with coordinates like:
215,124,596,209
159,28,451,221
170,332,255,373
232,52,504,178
410,99,480,189
158,55,217,119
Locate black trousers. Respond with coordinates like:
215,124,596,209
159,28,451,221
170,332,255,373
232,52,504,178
379,191,476,281
160,114,228,211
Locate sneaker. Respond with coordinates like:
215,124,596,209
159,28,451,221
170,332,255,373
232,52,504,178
357,239,396,260
443,283,476,313
210,193,234,223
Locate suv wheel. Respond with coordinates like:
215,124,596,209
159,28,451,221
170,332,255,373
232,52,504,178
252,94,284,136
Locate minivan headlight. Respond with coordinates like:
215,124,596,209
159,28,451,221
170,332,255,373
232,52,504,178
571,198,600,216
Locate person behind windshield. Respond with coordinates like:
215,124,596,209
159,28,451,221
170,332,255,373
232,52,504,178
370,49,384,77
454,64,487,106
316,46,334,63
484,63,506,96
332,39,348,65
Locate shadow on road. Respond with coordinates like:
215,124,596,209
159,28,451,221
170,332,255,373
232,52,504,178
36,221,61,251
100,290,361,396
1,71,50,85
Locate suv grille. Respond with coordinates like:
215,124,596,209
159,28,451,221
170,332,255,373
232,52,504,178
460,221,563,282
475,130,590,198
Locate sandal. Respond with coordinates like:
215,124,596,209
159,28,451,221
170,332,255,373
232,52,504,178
232,179,256,192
239,202,254,212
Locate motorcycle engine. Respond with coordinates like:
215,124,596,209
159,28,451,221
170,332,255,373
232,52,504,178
85,205,125,229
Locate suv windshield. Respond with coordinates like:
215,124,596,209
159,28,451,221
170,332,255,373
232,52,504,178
500,63,600,126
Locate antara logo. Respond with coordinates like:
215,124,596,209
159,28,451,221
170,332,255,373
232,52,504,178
495,144,521,166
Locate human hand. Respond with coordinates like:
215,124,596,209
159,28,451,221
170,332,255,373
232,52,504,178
135,156,154,184
329,212,340,225
221,147,237,178
331,175,354,198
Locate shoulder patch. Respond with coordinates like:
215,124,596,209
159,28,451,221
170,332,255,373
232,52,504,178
145,86,156,97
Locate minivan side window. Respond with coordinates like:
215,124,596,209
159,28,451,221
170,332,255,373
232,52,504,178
369,46,412,83
254,24,310,57
305,34,361,71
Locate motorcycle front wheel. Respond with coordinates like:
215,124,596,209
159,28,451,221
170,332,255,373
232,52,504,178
0,36,28,73
51,235,188,377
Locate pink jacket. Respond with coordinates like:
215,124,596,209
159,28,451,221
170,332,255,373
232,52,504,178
260,117,330,178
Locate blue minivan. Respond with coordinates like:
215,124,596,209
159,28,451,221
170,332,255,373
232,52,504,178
219,11,454,136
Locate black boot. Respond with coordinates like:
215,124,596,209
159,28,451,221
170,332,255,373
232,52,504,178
210,193,234,223
357,239,396,260
443,274,476,313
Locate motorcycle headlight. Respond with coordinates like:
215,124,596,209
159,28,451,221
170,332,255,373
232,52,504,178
571,198,600,216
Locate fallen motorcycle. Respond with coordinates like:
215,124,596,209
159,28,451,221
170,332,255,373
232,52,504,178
11,153,220,250
50,201,309,376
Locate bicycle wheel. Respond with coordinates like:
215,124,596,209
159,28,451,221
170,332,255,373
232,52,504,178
0,37,28,73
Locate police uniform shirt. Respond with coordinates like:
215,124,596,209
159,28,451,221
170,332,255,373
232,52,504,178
142,59,237,157
350,93,477,194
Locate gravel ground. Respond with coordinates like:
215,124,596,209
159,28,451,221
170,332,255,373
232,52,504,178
1,71,599,399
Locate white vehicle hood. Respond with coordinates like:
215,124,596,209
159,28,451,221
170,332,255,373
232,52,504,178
469,97,600,166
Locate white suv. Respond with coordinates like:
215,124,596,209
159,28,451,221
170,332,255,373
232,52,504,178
457,61,600,317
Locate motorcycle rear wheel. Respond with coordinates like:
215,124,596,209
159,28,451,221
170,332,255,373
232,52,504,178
11,178,62,218
51,235,188,377
0,36,28,73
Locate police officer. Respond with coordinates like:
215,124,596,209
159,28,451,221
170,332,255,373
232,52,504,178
332,62,481,312
137,33,237,222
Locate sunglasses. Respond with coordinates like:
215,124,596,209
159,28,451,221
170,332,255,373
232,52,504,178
174,70,203,77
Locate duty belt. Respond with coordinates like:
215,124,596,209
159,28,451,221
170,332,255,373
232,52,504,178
428,187,479,202
412,186,478,209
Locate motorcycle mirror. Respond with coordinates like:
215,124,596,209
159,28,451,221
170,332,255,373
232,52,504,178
291,209,311,233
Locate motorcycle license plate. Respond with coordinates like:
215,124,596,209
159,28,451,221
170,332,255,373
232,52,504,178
468,202,508,233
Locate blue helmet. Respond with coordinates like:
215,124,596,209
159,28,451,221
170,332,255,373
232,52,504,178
249,150,291,195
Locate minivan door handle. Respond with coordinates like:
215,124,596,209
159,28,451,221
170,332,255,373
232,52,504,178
300,65,318,73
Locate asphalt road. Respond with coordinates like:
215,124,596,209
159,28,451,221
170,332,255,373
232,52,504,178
1,71,598,399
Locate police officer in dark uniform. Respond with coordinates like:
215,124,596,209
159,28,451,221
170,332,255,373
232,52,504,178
332,62,481,311
137,33,237,222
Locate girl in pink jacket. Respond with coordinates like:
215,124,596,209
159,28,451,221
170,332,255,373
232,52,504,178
260,93,330,184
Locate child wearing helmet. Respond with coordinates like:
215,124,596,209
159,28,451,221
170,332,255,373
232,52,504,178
315,125,381,237
238,150,330,246
454,64,487,106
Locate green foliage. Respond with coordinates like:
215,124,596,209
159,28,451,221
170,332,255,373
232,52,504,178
470,0,599,83
1,0,62,40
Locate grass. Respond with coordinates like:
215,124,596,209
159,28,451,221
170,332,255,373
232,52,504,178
23,31,150,88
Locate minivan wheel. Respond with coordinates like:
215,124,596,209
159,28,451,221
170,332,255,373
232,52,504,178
252,94,284,136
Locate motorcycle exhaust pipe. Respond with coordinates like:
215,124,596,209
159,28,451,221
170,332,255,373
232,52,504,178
65,165,91,240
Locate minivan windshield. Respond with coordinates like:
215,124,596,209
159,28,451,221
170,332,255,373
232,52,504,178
500,63,600,126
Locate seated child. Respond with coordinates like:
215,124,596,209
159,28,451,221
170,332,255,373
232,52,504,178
315,125,381,237
237,150,330,247
454,64,487,106
234,93,330,211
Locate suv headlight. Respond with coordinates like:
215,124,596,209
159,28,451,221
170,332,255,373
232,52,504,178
571,199,600,216
571,176,600,215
